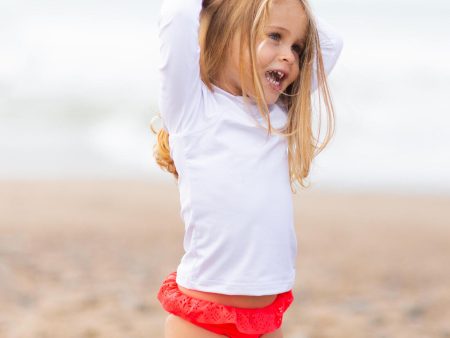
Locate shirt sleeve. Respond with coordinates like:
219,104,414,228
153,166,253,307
158,0,203,134
312,17,344,92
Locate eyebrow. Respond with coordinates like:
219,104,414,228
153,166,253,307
267,25,306,46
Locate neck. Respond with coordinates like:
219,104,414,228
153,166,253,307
213,73,243,97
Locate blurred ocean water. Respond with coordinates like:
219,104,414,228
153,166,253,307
0,0,449,193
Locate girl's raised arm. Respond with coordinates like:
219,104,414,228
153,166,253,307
158,0,203,134
313,17,344,92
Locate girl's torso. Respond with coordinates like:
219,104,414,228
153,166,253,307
159,0,343,298
178,285,277,308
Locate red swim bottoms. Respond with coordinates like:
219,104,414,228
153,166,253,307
157,271,294,338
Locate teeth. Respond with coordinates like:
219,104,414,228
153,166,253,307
266,73,280,86
265,71,281,88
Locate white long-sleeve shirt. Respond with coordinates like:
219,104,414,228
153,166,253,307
158,0,343,295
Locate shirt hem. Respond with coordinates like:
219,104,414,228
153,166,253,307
175,272,295,296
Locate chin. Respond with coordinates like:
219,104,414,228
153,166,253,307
261,84,283,106
254,80,284,106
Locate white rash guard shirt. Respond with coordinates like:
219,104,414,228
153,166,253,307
158,0,343,295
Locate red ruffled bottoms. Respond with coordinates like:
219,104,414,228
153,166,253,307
157,271,294,338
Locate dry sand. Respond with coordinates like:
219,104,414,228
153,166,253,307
0,180,449,338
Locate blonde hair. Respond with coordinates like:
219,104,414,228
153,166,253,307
152,0,335,193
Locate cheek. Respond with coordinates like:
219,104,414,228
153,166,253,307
256,42,275,68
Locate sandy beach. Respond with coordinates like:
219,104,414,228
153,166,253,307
0,180,449,338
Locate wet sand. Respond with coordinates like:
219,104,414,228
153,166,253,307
0,180,449,338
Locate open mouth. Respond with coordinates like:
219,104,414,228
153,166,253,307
265,70,286,92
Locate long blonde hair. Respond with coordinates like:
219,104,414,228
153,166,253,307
152,0,335,193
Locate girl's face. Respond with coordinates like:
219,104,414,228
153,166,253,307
219,0,308,105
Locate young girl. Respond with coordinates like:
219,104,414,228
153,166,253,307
153,0,343,337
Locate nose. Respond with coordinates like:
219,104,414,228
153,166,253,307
279,46,296,64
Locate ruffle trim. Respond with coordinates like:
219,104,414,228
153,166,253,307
157,271,294,334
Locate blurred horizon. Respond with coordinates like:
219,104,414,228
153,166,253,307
1,0,449,195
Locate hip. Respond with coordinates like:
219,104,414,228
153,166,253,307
177,285,277,308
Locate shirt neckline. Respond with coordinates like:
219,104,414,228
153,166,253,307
211,84,281,112
211,84,254,105
210,84,289,130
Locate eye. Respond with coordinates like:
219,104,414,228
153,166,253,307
292,44,303,55
268,32,281,41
